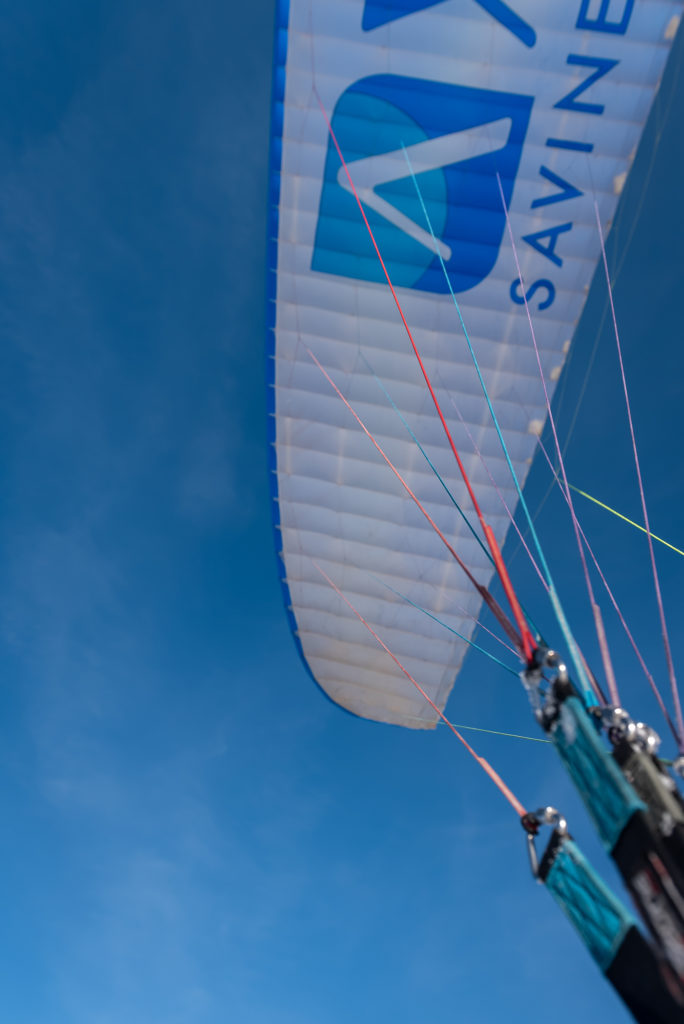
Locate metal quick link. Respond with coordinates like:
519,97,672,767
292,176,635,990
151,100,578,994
550,697,646,851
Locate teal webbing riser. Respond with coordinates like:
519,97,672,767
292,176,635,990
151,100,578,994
544,837,634,972
550,697,646,851
543,836,684,1022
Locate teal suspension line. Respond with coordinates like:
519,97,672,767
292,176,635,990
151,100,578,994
402,145,593,705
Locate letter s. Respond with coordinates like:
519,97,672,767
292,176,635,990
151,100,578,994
510,278,556,311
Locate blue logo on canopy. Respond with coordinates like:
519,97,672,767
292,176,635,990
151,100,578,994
312,75,533,294
361,0,536,46
362,0,443,30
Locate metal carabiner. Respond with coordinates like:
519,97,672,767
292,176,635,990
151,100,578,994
521,806,568,880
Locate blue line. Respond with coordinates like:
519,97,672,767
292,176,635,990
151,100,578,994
402,145,593,704
360,353,493,566
371,575,519,677
364,353,545,641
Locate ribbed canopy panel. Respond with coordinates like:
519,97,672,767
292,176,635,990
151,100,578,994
267,0,682,728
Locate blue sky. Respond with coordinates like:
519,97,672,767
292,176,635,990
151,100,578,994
1,5,683,1023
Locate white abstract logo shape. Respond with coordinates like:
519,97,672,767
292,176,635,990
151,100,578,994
336,118,512,261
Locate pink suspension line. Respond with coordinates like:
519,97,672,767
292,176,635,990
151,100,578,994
535,431,681,750
449,391,602,698
447,391,549,594
315,89,535,664
594,201,684,750
306,347,523,652
497,175,617,707
314,561,528,819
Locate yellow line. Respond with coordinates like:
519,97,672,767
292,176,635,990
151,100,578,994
439,721,549,744
570,485,684,558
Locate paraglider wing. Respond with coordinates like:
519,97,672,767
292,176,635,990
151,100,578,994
267,0,683,727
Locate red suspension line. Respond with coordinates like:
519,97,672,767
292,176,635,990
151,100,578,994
307,348,522,652
314,89,535,663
